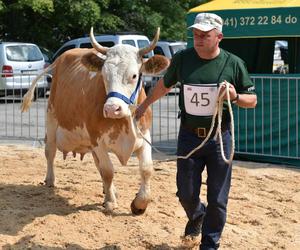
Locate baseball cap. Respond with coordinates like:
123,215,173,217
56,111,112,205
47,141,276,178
188,13,223,32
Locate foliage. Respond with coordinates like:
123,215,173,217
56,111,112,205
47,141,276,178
0,0,211,53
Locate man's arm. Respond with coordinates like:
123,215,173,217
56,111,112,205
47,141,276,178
220,83,257,108
135,78,172,119
234,93,257,108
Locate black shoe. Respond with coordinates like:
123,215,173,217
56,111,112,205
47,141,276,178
199,243,220,250
184,214,204,237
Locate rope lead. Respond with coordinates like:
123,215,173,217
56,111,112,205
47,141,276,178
132,80,235,164
177,81,235,164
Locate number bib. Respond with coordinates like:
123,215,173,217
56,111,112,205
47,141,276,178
183,83,218,116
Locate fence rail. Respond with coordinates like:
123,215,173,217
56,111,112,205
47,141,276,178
0,72,50,144
235,75,300,166
0,74,299,166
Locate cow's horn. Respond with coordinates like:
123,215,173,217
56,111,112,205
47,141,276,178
90,27,108,55
138,27,160,57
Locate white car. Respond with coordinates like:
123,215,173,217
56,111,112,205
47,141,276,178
52,33,154,60
52,32,155,92
0,42,47,97
143,40,187,94
154,41,187,59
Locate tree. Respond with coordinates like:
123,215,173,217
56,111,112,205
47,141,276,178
0,0,210,52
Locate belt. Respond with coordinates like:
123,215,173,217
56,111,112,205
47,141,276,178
181,123,230,138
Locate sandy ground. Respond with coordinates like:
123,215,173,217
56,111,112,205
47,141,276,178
0,144,299,250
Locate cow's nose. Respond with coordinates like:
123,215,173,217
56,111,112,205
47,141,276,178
113,106,122,115
104,104,122,118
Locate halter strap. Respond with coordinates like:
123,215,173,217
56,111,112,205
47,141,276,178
106,74,142,105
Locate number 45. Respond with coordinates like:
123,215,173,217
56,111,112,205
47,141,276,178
191,92,210,107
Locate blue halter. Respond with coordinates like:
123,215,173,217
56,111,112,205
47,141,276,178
106,74,143,105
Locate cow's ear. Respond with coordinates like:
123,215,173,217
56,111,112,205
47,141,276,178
141,55,170,74
81,52,105,72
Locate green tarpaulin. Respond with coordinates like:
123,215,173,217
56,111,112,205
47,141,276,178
188,0,300,38
187,0,300,167
187,0,300,73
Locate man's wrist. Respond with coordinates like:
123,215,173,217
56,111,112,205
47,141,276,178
231,94,239,104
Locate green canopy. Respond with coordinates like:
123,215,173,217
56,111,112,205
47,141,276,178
188,0,300,38
187,1,300,167
187,0,300,74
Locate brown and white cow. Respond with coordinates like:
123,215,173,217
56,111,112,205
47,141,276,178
21,28,169,214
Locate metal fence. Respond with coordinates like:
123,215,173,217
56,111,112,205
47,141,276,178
0,73,180,152
0,73,49,145
0,91,48,145
235,75,300,166
0,74,299,165
150,88,180,155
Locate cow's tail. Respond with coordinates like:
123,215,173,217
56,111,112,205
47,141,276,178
21,63,56,112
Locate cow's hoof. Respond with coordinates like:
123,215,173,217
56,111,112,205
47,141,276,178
130,201,146,215
40,180,54,187
103,201,117,214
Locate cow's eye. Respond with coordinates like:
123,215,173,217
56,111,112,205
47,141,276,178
132,74,137,79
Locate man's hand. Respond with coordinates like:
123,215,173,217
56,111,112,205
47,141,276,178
219,81,238,101
219,81,257,108
134,78,171,120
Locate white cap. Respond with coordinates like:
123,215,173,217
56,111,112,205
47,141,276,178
188,13,223,32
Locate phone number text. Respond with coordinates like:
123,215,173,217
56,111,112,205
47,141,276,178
224,15,298,28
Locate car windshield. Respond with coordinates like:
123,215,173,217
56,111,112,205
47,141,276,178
80,41,115,48
6,45,43,62
122,40,135,47
137,40,152,58
170,44,186,56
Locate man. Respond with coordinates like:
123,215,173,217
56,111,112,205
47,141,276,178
135,13,257,250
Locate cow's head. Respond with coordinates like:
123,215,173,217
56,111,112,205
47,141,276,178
81,27,169,119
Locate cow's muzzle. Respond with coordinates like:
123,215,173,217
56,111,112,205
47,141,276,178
103,103,124,119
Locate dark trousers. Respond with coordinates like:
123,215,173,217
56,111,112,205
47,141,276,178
176,126,232,249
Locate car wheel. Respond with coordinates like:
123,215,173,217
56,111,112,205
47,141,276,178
33,88,45,101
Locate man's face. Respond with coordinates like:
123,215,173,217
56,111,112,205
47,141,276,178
193,28,223,52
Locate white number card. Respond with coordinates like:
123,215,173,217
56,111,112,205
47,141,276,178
183,84,218,116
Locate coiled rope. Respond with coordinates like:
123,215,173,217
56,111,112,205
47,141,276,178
132,80,235,164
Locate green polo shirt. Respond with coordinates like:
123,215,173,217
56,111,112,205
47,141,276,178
163,48,255,128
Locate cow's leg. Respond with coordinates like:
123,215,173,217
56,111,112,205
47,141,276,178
92,152,117,199
92,151,117,198
44,108,58,187
93,147,117,213
131,130,153,215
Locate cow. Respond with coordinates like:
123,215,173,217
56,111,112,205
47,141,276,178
21,27,169,215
